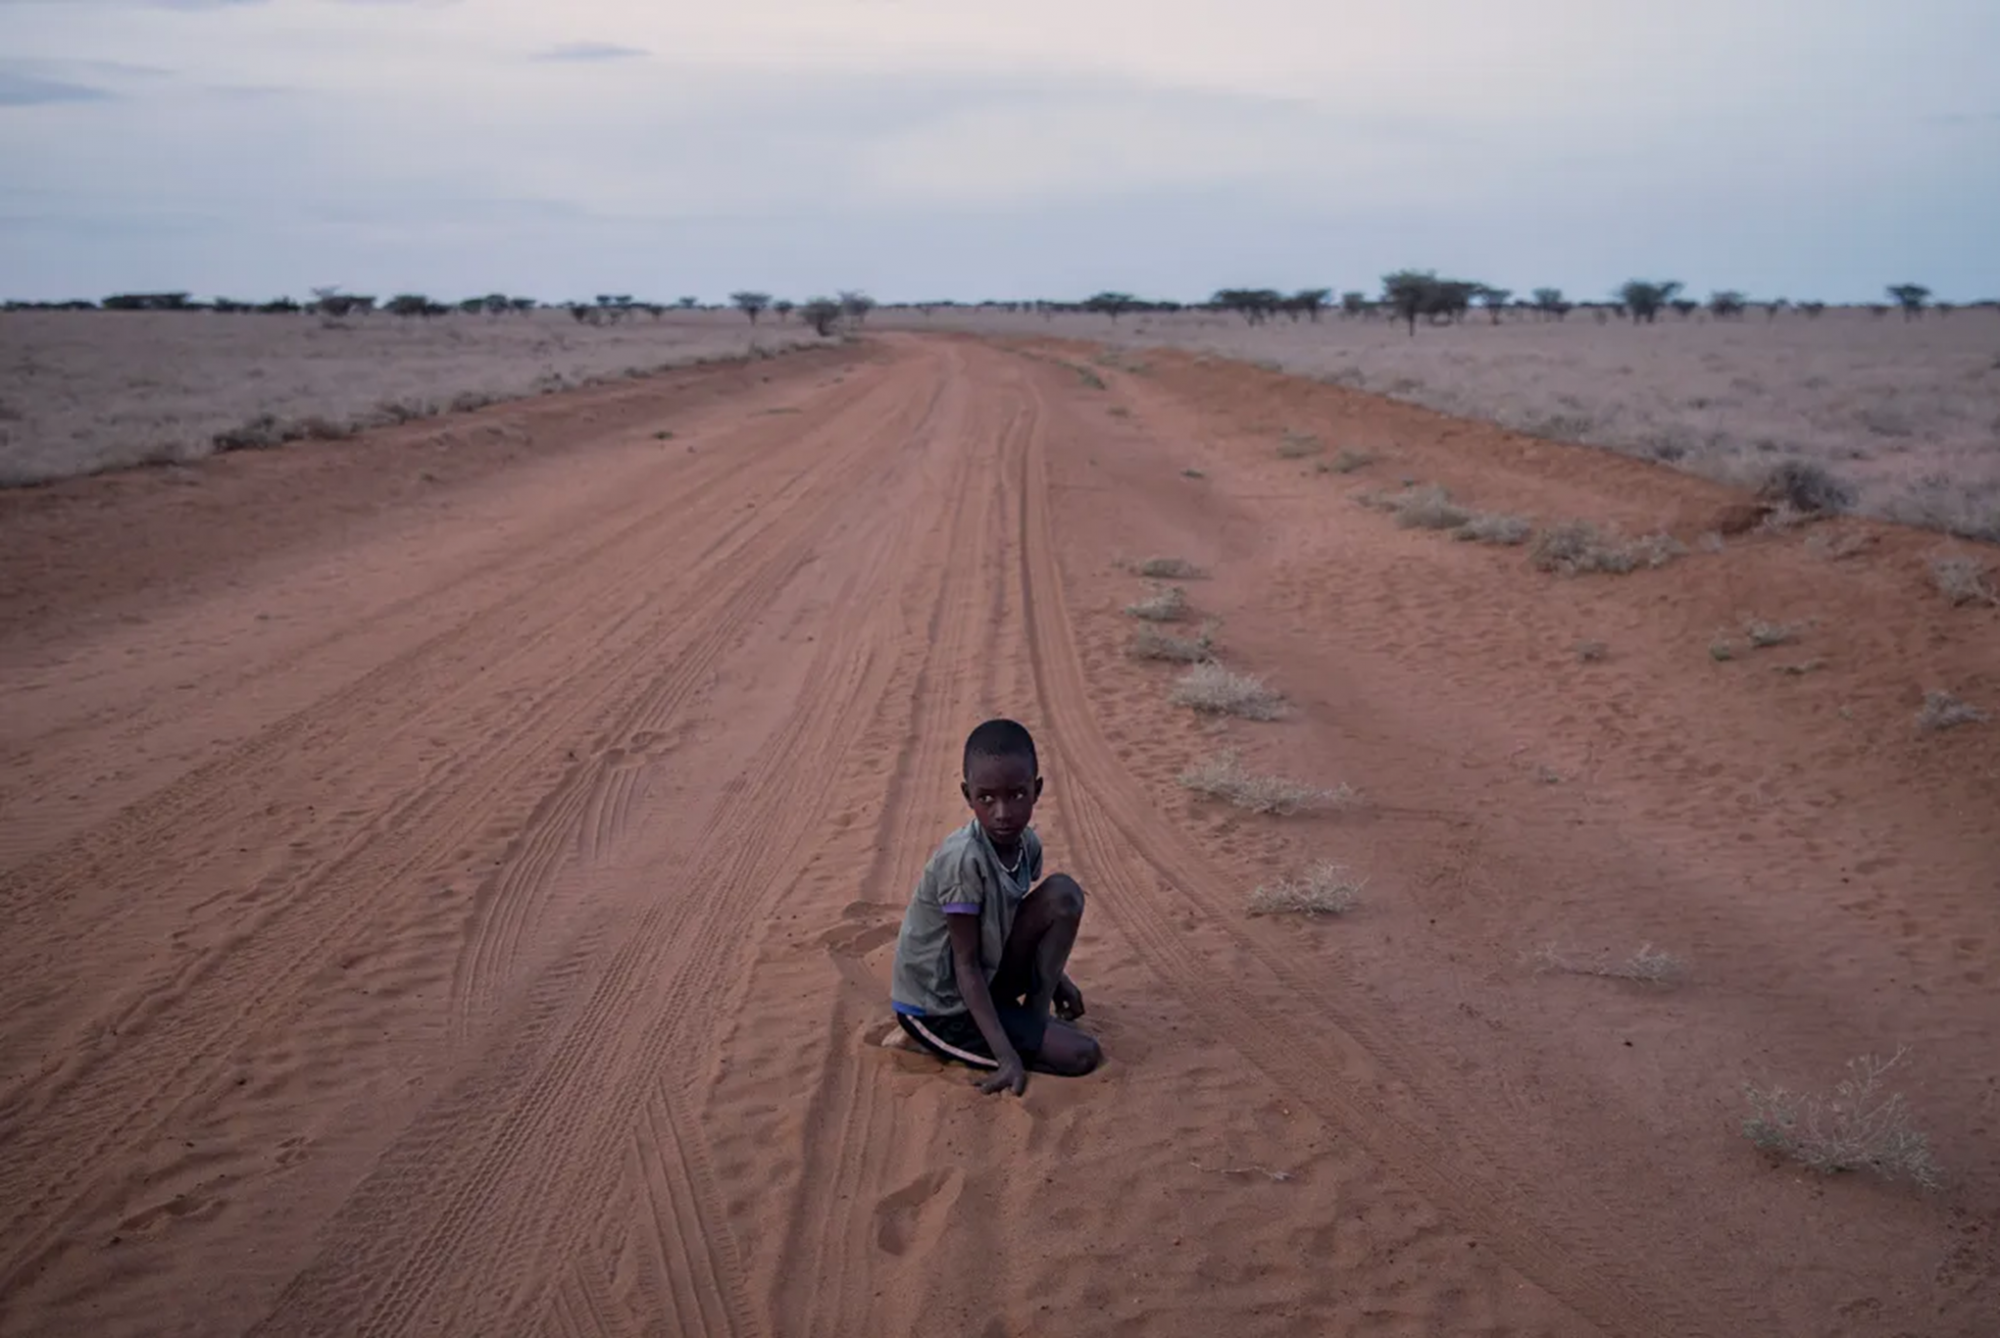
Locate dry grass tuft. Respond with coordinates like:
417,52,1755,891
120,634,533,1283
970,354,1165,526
1248,862,1364,917
1709,639,1737,662
1177,752,1351,815
1531,521,1686,575
1530,942,1687,985
1930,554,1998,607
1170,662,1286,719
1128,623,1217,663
1745,618,1803,648
1742,1049,1942,1190
1915,690,1985,733
1328,448,1377,474
1455,512,1533,546
1136,556,1206,580
1276,430,1323,459
1362,483,1472,530
1124,585,1189,622
1775,658,1827,676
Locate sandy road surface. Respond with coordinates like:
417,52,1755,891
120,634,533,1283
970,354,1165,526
2,336,1996,1337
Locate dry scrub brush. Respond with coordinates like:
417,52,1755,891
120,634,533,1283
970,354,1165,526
1177,752,1351,815
1276,430,1323,459
1530,942,1688,985
1930,554,1997,607
1455,512,1534,546
1170,663,1286,720
1364,483,1473,531
1531,521,1686,576
1741,1049,1942,1190
1744,618,1803,648
1128,623,1218,664
1124,585,1189,622
1135,556,1206,580
1915,690,1985,733
1248,861,1364,917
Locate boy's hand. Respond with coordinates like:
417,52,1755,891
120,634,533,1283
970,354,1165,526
1053,976,1085,1021
977,1054,1028,1097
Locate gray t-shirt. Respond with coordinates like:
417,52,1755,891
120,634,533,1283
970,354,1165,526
890,819,1043,1017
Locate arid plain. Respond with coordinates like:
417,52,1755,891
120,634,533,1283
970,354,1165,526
1,317,1996,1337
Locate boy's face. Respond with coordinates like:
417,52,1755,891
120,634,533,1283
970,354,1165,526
962,752,1041,848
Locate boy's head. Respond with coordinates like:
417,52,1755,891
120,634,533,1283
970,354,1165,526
962,718,1041,848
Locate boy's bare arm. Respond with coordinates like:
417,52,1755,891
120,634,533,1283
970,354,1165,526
946,914,1027,1096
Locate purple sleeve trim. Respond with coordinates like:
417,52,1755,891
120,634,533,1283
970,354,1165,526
941,902,981,915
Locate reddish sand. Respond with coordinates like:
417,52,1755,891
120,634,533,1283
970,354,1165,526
1,335,1995,1337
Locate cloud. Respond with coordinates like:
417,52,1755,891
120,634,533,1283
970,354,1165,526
531,42,648,63
0,69,113,106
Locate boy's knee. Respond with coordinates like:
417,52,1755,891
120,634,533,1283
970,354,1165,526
1041,873,1085,920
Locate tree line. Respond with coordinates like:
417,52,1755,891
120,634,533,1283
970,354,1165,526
4,281,1973,335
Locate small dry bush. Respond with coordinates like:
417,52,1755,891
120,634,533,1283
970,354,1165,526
1575,640,1609,663
1930,554,1997,607
1136,556,1205,580
1248,862,1363,917
1530,942,1687,985
1177,752,1350,815
1124,585,1189,622
1915,690,1985,733
1741,1049,1942,1190
1277,430,1323,459
1758,459,1856,515
1362,483,1471,530
1128,623,1217,664
1329,448,1377,474
1170,662,1286,719
1745,618,1802,648
1455,512,1533,546
1531,521,1685,575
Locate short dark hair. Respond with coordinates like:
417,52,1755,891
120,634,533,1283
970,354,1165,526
964,718,1037,776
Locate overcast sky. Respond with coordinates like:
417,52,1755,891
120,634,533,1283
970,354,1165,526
2,0,1996,305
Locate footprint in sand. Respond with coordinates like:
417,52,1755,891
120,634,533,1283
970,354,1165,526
874,1167,963,1257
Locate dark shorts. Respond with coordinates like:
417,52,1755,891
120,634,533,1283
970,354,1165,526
897,1007,1047,1069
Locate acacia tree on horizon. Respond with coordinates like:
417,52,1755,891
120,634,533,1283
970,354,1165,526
1887,283,1930,319
1618,279,1684,324
730,291,772,323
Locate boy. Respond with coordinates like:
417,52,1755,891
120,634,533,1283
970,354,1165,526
890,719,1102,1096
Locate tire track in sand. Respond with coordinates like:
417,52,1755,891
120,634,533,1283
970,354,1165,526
1007,348,1734,1338
245,346,960,1338
0,360,934,1329
0,373,926,1305
764,352,1017,1338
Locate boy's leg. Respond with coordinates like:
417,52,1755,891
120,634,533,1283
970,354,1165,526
992,874,1084,1016
991,874,1100,1076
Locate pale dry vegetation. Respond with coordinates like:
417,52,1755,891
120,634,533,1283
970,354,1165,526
1177,752,1351,815
1915,690,1985,733
1276,430,1323,460
1170,663,1286,720
900,307,2000,541
1134,556,1206,580
1247,861,1364,917
1530,942,1688,985
1530,521,1686,575
0,309,820,485
1128,623,1217,664
1454,512,1534,545
1930,554,1997,606
1741,1049,1942,1190
1124,585,1190,621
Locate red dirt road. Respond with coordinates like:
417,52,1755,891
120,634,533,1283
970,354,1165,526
1,336,1995,1337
